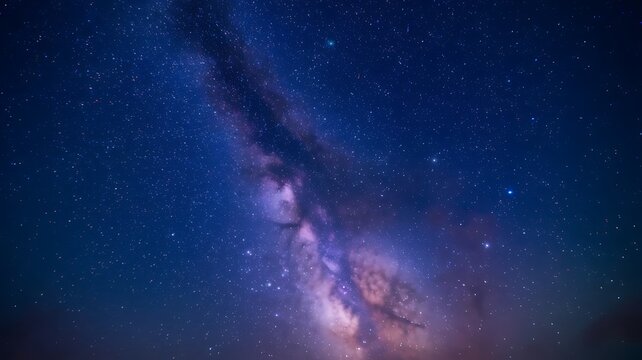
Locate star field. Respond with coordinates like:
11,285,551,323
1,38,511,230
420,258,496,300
1,0,641,359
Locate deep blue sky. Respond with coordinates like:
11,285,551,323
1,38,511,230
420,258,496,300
1,1,641,359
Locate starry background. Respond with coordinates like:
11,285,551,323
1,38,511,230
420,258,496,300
1,0,641,359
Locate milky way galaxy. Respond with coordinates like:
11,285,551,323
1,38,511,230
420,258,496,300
175,1,438,358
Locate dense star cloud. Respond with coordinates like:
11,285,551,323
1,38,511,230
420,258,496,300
1,0,641,359
174,2,434,357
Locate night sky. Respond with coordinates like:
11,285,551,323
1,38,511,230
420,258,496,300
1,0,641,359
